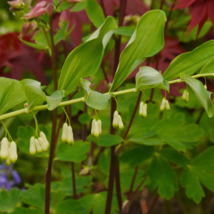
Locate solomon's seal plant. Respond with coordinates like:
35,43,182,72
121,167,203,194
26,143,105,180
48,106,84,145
1,0,214,214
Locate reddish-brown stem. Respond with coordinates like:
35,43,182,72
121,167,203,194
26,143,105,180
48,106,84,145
102,64,110,83
147,193,159,214
127,166,139,200
45,14,58,214
82,103,88,142
160,0,165,10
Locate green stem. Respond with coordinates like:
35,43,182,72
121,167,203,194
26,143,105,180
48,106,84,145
0,73,213,121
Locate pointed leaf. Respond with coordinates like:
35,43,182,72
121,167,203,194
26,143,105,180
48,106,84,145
58,16,117,95
46,90,64,110
86,0,105,28
110,10,166,92
0,77,26,115
163,40,214,81
200,58,214,74
54,21,69,45
19,37,47,49
180,74,214,117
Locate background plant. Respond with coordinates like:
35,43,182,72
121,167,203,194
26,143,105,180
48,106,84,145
1,0,214,214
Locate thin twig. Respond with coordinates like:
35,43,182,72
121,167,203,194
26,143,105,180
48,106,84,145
127,166,139,200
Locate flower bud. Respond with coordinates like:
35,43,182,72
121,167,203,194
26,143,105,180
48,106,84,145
62,123,68,142
186,91,189,102
34,138,43,153
67,126,74,144
23,1,50,20
30,137,36,155
93,121,100,138
113,111,119,128
1,138,9,160
165,99,170,110
8,0,25,9
9,141,18,163
38,137,48,152
98,119,102,135
59,11,68,27
142,103,147,117
79,166,90,176
40,131,49,148
160,98,166,111
118,115,124,130
182,90,187,101
204,85,207,90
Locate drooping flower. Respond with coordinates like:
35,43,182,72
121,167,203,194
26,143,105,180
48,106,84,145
67,126,74,144
174,0,214,34
7,0,25,9
23,1,51,20
160,98,170,111
139,101,147,118
182,90,189,102
91,119,101,138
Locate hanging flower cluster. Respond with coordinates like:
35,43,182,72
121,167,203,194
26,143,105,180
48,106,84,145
160,97,170,111
139,101,147,117
29,132,49,155
182,90,189,102
62,123,74,144
113,111,124,130
91,119,102,137
0,138,18,166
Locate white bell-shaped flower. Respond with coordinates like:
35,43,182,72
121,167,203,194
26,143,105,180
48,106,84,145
91,119,96,136
62,123,68,142
38,137,48,152
34,138,43,153
142,103,147,117
139,101,144,116
113,111,119,128
29,136,36,155
93,120,99,137
9,141,18,163
160,98,166,111
165,99,170,110
1,137,9,160
40,131,49,148
118,115,124,130
204,85,207,90
98,119,102,135
5,156,11,166
67,126,74,144
182,90,189,102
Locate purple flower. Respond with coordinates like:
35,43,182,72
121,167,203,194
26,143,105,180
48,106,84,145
23,1,51,20
12,171,21,184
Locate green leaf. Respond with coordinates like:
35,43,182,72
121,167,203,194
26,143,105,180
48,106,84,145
86,0,105,28
21,79,46,111
79,192,118,214
97,134,123,147
110,10,166,92
12,207,43,214
0,189,21,213
136,66,169,91
147,155,178,199
163,40,214,81
58,1,73,11
0,77,26,115
53,0,59,6
200,58,214,74
70,1,87,12
33,30,49,48
55,199,85,213
80,78,111,110
181,147,214,203
120,145,155,167
55,140,90,162
19,37,47,49
153,112,204,152
58,16,117,94
114,26,135,36
46,90,64,110
54,21,69,45
180,73,214,117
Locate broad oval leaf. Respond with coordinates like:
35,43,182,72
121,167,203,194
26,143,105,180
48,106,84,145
86,0,105,28
136,66,169,91
0,78,26,115
110,10,166,92
21,79,47,111
163,40,214,81
58,16,117,95
180,73,214,117
80,79,111,110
